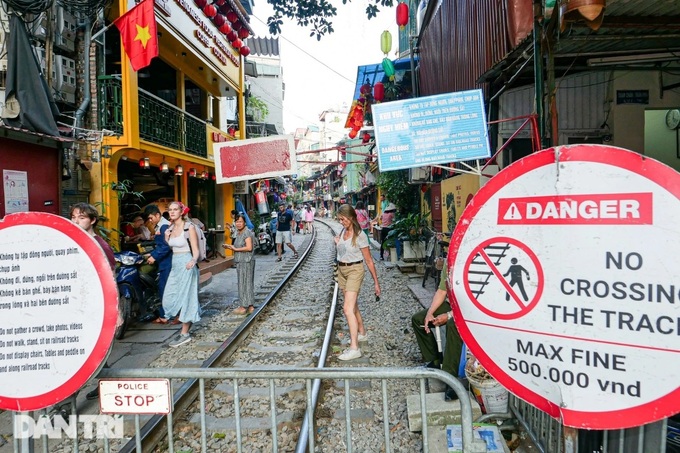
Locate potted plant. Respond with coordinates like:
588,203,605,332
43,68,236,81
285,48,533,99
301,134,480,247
386,212,430,262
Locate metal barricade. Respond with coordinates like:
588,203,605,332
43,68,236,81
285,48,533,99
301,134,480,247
509,394,667,453
11,367,488,453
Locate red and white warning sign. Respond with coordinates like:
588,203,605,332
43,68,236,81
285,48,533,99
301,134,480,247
448,145,680,430
0,212,118,411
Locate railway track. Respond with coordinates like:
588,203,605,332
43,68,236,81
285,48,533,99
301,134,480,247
15,220,474,453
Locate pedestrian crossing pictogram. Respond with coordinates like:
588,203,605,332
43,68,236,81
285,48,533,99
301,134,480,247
463,236,543,320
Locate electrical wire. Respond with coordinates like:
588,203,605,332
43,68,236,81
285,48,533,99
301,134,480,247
251,14,355,86
57,0,111,21
2,0,53,15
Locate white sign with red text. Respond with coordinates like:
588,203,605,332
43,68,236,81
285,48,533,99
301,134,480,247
448,145,680,430
99,379,171,415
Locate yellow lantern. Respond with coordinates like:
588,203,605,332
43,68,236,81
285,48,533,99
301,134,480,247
380,30,392,55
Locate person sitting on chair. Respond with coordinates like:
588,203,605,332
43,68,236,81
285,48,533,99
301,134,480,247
411,263,465,401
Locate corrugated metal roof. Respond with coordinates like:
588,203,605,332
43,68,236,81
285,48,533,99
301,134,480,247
249,37,280,57
420,0,680,92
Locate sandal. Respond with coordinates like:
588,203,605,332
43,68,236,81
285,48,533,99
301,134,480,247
152,318,169,324
169,318,181,325
276,257,282,262
246,305,255,314
232,306,248,315
293,254,299,259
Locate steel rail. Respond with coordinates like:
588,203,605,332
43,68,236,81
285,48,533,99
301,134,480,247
115,226,319,453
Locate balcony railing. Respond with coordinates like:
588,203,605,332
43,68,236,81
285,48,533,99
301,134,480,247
98,76,207,158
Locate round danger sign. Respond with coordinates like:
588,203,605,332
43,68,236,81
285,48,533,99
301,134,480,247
448,145,680,429
0,212,117,411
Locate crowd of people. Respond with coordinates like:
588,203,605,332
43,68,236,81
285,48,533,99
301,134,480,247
77,196,464,404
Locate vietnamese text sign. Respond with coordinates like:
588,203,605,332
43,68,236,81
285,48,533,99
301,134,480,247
0,212,118,411
448,145,680,429
214,135,297,184
372,89,491,172
99,379,171,414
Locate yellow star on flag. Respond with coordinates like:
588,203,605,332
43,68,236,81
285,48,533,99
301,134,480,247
134,23,152,49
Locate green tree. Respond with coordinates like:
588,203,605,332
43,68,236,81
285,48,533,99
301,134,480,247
266,0,394,39
376,170,419,215
246,94,269,122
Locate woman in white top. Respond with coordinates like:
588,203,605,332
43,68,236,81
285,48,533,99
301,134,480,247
161,201,201,348
334,204,381,361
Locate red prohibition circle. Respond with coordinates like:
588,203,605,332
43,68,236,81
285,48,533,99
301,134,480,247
0,212,118,411
463,236,544,320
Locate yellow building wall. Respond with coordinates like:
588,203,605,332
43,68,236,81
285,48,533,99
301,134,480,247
441,174,480,233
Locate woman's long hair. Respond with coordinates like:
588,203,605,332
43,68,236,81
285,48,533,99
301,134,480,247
337,204,362,246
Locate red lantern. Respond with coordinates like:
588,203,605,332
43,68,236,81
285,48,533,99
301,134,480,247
360,83,372,96
218,4,230,13
219,22,232,34
396,2,409,29
353,109,363,121
226,11,238,23
238,28,249,39
232,21,243,31
226,30,237,42
349,129,358,139
239,46,251,56
232,38,242,49
213,14,225,26
194,0,207,7
362,132,371,144
214,0,226,5
203,4,217,18
373,81,384,102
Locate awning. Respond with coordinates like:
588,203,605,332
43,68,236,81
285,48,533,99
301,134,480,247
352,56,416,100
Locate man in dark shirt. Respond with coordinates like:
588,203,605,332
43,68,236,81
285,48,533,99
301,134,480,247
275,202,298,262
144,205,172,321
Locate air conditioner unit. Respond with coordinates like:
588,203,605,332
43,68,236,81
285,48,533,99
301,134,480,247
409,166,431,183
55,7,76,52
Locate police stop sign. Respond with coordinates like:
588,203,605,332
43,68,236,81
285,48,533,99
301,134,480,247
448,145,680,429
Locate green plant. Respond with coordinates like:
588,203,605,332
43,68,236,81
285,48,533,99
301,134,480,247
386,211,430,244
246,94,269,122
376,170,420,214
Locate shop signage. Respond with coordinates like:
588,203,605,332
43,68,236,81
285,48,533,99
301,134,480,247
0,212,118,411
138,0,240,82
448,145,680,429
372,89,491,172
214,135,297,184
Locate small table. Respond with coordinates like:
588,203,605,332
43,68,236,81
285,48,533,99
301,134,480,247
207,230,225,259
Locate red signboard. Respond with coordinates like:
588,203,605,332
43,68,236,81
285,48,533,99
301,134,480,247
214,135,296,184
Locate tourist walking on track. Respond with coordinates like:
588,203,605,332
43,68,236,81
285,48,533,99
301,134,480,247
224,213,256,315
275,202,298,261
334,204,381,361
162,201,201,347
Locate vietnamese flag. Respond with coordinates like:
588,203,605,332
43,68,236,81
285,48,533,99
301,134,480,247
114,0,158,71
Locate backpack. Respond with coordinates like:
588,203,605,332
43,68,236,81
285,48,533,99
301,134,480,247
184,222,207,262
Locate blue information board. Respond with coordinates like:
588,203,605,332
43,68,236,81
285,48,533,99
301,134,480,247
372,89,491,172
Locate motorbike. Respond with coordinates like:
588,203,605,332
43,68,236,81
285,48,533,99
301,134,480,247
257,222,275,254
114,249,162,339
